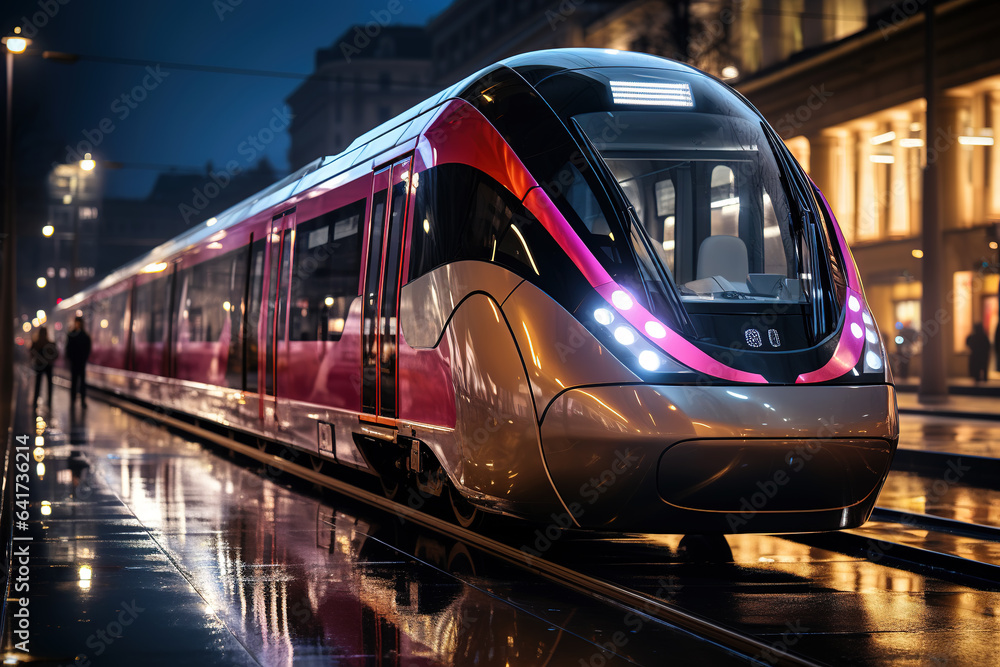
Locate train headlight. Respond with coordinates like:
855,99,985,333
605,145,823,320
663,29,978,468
614,326,636,345
644,321,667,339
611,290,634,310
849,300,891,382
638,350,661,371
594,308,614,325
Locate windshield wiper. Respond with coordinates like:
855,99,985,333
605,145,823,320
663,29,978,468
760,122,829,342
570,117,696,338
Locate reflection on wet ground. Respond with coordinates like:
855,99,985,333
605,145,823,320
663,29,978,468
560,532,1000,665
877,470,1000,527
898,413,1000,458
848,521,1000,567
9,375,744,666
11,373,1000,666
875,413,1000,526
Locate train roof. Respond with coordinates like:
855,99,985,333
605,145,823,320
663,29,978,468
58,48,697,310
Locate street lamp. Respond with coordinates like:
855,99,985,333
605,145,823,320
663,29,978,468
1,27,30,55
2,26,32,463
79,153,95,171
42,224,53,237
36,277,46,288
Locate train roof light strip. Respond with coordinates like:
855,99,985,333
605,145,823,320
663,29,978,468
609,81,694,107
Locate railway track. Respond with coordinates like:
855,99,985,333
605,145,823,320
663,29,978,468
92,387,1000,666
96,389,823,667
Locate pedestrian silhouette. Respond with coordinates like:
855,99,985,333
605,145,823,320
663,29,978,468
67,316,92,409
29,326,58,409
967,322,990,383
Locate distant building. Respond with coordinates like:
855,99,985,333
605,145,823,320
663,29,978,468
737,0,1000,379
45,161,103,298
283,0,1000,378
285,25,434,170
98,160,279,280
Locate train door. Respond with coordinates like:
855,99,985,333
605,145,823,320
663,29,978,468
361,156,412,422
261,208,295,433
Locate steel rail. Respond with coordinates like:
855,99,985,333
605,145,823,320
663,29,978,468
890,447,1000,486
871,507,1000,542
97,390,823,667
782,530,1000,590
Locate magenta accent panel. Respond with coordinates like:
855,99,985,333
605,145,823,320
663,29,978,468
396,328,457,428
282,311,363,412
422,100,538,200
131,341,165,376
795,289,867,384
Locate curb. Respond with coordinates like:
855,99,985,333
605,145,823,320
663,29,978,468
899,407,1000,422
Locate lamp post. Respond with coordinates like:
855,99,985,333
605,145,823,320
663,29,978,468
1,27,31,446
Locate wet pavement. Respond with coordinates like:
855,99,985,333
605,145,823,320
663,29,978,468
873,412,1000,527
876,469,1000,528
3,369,747,666
7,369,1000,666
897,412,1000,458
549,530,1000,665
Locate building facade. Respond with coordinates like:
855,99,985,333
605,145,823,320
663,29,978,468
286,26,434,171
285,0,999,378
739,0,1000,379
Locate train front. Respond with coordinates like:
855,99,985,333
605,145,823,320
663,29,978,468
477,51,898,534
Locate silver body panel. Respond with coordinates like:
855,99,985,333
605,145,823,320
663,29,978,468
501,282,638,417
539,383,898,532
399,260,524,349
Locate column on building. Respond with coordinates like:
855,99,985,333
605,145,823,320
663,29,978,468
856,124,879,240
760,0,784,69
888,114,911,237
807,129,855,241
937,95,973,229
988,90,1000,219
824,0,867,41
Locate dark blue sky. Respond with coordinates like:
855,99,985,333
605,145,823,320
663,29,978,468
3,0,452,197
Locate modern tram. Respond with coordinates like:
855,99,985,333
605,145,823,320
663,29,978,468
54,49,899,533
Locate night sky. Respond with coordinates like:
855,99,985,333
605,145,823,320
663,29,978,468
2,0,452,198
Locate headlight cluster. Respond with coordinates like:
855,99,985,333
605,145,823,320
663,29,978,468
848,293,888,379
588,290,683,375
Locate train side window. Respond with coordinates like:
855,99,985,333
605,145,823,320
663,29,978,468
177,248,243,344
245,239,266,392
131,282,151,344
224,244,249,390
408,163,584,305
289,199,365,342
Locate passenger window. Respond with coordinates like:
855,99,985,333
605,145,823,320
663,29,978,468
177,250,241,344
710,165,739,237
762,191,788,276
289,200,365,341
654,178,676,273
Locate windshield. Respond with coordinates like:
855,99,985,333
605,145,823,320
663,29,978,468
574,110,807,307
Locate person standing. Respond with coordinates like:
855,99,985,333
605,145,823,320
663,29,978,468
29,326,58,409
966,322,991,384
66,316,92,409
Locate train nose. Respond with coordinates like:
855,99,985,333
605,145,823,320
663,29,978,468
538,384,898,534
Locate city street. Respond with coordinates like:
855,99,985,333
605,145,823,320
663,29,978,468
9,369,1000,666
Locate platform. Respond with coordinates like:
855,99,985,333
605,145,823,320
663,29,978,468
4,368,1000,665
